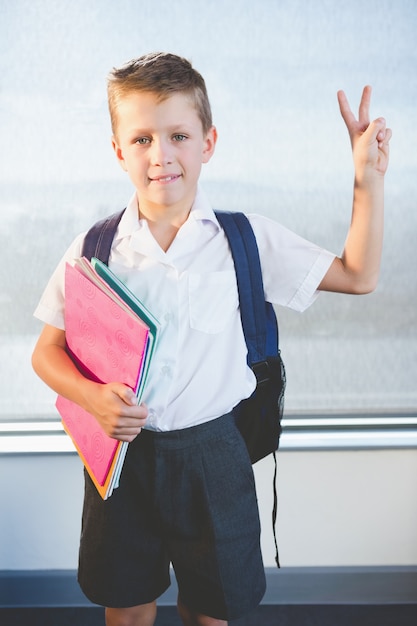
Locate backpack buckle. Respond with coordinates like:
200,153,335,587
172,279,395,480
252,360,270,386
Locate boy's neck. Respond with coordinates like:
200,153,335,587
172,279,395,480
137,198,193,253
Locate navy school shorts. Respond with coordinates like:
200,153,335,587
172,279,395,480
78,413,266,621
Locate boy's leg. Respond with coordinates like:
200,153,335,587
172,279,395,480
78,433,171,609
105,598,226,626
177,596,227,626
154,415,266,622
105,602,157,626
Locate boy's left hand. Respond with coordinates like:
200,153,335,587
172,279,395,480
337,85,392,178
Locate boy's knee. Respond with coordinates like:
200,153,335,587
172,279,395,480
177,597,227,626
105,601,157,626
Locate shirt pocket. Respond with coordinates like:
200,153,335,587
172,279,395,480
188,270,238,334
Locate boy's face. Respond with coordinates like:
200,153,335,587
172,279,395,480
112,91,217,216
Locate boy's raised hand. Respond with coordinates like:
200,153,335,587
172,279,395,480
319,86,392,294
337,85,391,178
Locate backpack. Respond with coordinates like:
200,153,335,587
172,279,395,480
82,208,286,567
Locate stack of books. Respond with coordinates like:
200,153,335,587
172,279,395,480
55,257,159,499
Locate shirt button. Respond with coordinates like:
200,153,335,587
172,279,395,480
160,365,172,378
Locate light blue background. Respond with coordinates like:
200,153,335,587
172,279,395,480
1,0,416,416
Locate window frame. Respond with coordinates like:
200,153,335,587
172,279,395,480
1,412,416,454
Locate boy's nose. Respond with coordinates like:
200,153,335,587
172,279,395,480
150,138,173,166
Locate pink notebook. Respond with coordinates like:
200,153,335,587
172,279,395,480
56,262,150,498
57,396,125,498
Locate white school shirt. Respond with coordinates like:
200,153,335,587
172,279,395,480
34,187,335,431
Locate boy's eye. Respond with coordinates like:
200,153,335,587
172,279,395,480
173,134,187,142
136,137,150,145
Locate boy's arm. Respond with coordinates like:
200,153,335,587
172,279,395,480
32,324,147,442
318,86,392,294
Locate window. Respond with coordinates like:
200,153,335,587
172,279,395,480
1,0,416,450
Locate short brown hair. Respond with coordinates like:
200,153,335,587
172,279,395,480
107,52,213,135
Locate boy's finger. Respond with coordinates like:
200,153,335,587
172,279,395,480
117,385,137,405
367,117,387,143
337,89,355,125
358,85,372,127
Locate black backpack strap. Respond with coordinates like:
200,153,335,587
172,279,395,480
82,209,126,263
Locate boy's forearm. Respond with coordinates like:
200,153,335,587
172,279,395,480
32,342,97,411
319,170,385,294
341,171,385,293
32,331,147,441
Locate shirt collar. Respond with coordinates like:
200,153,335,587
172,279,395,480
114,185,220,243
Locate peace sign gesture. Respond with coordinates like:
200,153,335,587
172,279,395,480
337,85,391,178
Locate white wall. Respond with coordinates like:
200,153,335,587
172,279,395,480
1,448,416,570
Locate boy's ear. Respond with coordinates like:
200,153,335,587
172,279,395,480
112,136,128,172
202,126,217,164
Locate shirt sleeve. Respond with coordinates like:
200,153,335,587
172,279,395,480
33,232,86,329
247,214,336,312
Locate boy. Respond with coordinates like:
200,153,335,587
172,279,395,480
32,52,391,626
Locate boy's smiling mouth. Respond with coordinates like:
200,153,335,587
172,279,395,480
149,174,181,183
